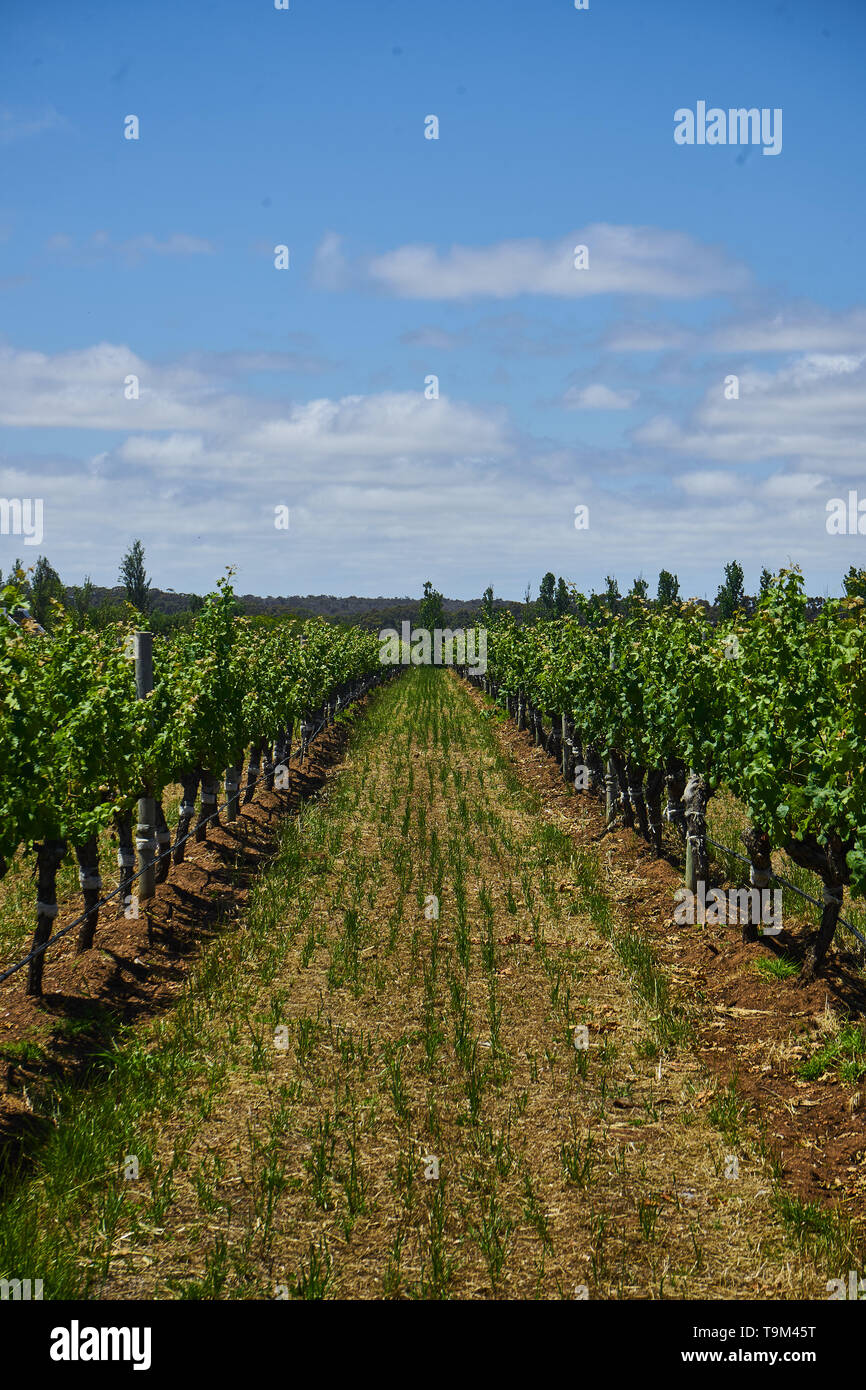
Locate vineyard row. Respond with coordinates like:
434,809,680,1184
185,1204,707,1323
0,575,393,995
459,568,866,984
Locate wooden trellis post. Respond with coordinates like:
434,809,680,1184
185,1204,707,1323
134,633,157,909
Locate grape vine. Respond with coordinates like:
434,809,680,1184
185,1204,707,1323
464,569,866,983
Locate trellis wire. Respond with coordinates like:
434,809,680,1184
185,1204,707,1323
0,706,335,987
705,833,866,951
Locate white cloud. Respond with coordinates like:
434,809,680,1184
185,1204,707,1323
311,231,350,290
759,470,827,501
399,325,463,350
118,434,206,465
679,471,742,498
602,321,694,352
713,309,866,354
0,345,511,466
633,353,866,465
43,231,216,263
121,233,215,257
0,107,68,144
238,391,509,461
603,307,866,356
0,339,859,600
4,441,851,602
0,344,241,430
399,313,578,357
562,384,639,410
320,224,750,301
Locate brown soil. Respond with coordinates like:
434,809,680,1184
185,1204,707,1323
471,683,866,1228
0,718,356,1163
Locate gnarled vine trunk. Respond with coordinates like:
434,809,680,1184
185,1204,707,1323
664,758,688,840
609,750,634,829
683,771,710,897
785,832,851,983
545,714,560,762
224,765,242,823
173,770,200,865
645,767,665,857
561,715,574,784
154,800,171,883
741,824,772,944
75,836,101,952
28,838,66,997
195,770,218,842
626,760,650,841
116,811,135,915
244,742,263,804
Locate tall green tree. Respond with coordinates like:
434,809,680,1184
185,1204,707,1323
656,569,680,605
716,560,746,620
70,575,95,627
555,576,571,617
624,575,649,617
481,585,495,623
759,567,774,596
603,575,620,615
843,566,866,600
119,539,151,614
418,579,445,632
30,555,64,629
538,571,557,619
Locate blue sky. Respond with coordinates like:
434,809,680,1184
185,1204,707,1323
1,0,865,601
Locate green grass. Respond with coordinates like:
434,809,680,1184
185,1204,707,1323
799,1023,866,1084
708,1076,751,1142
774,1192,860,1271
754,953,799,982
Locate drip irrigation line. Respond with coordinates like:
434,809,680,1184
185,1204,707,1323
0,694,366,988
705,834,866,951
476,674,866,953
0,766,272,986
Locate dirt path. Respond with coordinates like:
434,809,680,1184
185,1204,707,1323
3,667,832,1299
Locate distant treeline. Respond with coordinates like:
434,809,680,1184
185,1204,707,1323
4,542,861,635
53,586,525,631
